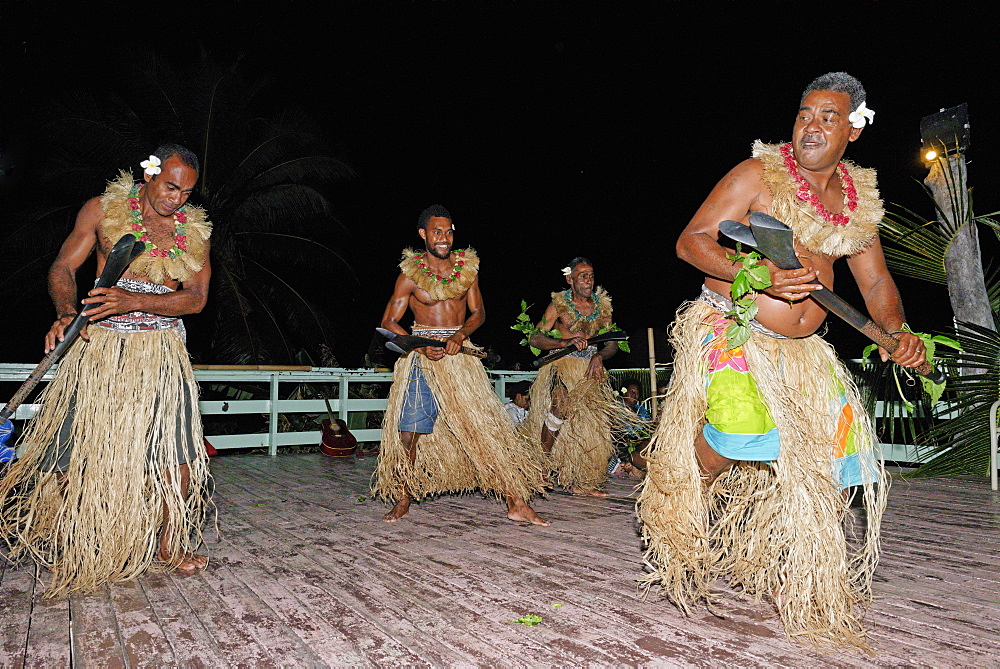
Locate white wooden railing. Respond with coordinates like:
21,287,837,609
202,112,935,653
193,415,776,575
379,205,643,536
0,363,949,466
0,363,537,456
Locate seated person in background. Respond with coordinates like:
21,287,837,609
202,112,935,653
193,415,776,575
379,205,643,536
654,380,669,419
611,378,652,478
504,381,532,427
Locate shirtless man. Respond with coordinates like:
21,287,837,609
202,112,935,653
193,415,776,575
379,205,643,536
0,145,212,594
680,77,925,480
524,258,639,495
636,72,926,648
373,205,548,525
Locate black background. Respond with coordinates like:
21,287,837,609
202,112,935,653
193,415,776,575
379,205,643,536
2,1,996,367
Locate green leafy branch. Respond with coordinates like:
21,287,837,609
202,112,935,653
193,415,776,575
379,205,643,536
511,299,629,354
597,322,630,353
862,325,961,406
511,300,560,356
724,247,772,349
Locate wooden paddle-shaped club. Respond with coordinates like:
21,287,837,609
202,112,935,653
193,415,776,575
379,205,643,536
718,212,945,384
375,327,487,358
531,330,630,368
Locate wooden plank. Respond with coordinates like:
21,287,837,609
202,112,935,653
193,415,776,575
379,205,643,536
22,577,71,667
6,454,999,665
167,562,316,667
214,457,866,666
216,481,479,665
0,561,34,668
68,585,128,667
215,460,576,665
105,579,177,667
136,572,230,668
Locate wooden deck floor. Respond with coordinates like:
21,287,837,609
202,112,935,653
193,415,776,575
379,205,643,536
2,453,999,667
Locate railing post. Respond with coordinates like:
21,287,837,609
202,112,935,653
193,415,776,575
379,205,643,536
268,372,279,457
990,400,999,491
339,374,349,422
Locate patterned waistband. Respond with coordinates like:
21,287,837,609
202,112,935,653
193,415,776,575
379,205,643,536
96,278,184,336
698,285,788,339
412,327,460,339
568,345,598,358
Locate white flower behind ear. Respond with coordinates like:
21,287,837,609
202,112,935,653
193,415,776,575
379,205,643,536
140,155,162,176
561,266,572,276
848,102,874,129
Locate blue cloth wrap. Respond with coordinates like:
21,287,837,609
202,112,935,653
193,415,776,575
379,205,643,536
0,419,15,463
398,363,438,433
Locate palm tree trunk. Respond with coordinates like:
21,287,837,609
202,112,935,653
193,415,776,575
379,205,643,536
926,156,993,333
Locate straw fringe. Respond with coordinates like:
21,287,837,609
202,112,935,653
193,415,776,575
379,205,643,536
753,141,881,258
100,172,211,284
550,287,613,337
637,300,886,651
523,356,646,490
0,327,211,597
372,351,546,503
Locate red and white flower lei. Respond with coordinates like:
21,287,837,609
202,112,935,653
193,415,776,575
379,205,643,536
414,249,467,284
781,143,857,226
127,183,189,258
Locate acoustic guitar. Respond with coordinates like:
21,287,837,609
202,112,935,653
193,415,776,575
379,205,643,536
319,393,356,457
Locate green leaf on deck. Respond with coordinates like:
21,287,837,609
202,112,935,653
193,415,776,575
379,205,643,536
511,614,543,626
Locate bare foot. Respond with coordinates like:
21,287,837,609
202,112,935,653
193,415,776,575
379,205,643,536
569,486,609,497
162,553,208,575
382,499,411,523
507,500,551,526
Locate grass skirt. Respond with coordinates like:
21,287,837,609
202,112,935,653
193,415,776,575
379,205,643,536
523,356,646,490
373,351,546,503
0,327,210,597
636,300,887,650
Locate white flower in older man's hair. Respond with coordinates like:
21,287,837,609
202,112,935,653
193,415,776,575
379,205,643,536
140,155,162,176
561,266,572,276
848,102,874,129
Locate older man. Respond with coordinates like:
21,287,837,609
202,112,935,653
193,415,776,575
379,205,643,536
637,73,925,649
524,257,642,495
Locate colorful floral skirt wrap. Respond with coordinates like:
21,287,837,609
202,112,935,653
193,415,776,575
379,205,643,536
702,314,872,489
636,291,887,650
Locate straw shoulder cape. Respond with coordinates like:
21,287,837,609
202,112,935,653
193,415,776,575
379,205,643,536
100,172,212,284
399,248,479,301
550,287,612,337
752,141,882,257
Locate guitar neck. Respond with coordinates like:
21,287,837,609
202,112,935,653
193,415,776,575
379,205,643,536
322,395,337,422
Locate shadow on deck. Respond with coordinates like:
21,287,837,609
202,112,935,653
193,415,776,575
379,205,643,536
2,454,999,667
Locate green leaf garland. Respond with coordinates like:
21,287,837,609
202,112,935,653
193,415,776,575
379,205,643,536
861,325,960,406
724,246,772,349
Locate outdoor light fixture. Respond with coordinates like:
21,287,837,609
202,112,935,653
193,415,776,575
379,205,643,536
919,103,970,162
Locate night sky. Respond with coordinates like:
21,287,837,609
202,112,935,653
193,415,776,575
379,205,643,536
2,2,997,368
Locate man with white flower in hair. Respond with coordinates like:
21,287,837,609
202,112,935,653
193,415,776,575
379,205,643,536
0,144,213,595
636,72,927,649
523,257,643,496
